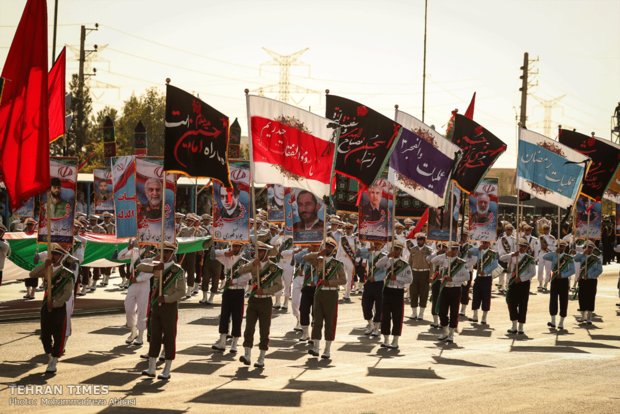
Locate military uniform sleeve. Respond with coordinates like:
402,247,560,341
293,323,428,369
261,270,284,295
333,262,347,286
303,252,320,267
396,263,413,286
237,261,256,276
29,263,47,279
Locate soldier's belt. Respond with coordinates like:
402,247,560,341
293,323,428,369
253,294,272,298
412,268,430,272
321,287,339,291
227,286,245,290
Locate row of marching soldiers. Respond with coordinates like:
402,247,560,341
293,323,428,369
28,210,605,379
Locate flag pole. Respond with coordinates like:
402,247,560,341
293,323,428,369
45,191,52,307
245,89,260,290
159,171,166,303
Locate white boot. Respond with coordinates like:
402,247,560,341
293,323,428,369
518,322,525,334
185,286,192,299
389,336,400,349
481,311,488,325
308,340,320,357
158,360,172,380
548,315,556,328
126,327,138,344
133,330,145,345
212,334,227,351
586,311,593,324
322,341,332,359
508,320,518,334
240,347,251,365
142,357,157,377
364,320,373,335
207,292,215,304
579,310,586,323
371,322,381,337
381,334,390,348
558,317,565,330
46,356,58,373
300,326,310,341
294,319,302,332
470,310,479,322
254,350,266,368
432,314,439,328
273,296,282,309
192,284,200,295
199,291,208,304
418,307,426,321
230,337,239,354
438,326,449,341
410,307,418,319
282,296,289,312
446,328,455,343
460,303,467,316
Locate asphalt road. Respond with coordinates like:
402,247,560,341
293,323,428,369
1,271,619,414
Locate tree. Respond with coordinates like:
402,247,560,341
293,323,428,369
116,88,166,157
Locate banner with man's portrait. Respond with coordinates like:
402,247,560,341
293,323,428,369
469,177,499,242
358,178,394,242
94,168,114,213
112,156,138,238
267,184,285,222
136,157,176,245
14,197,35,220
284,187,294,236
212,161,250,242
291,187,325,244
427,185,460,241
575,196,602,240
38,157,78,247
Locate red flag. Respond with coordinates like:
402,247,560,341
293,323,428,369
407,208,429,239
48,47,66,143
0,0,50,209
464,92,476,120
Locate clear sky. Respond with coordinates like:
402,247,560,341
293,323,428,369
1,0,619,168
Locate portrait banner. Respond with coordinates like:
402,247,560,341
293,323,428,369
14,197,35,219
575,196,602,240
358,178,394,242
38,157,77,247
427,185,459,242
112,156,138,238
136,157,176,245
94,168,114,213
267,184,285,222
469,177,499,242
291,188,326,244
284,187,294,236
212,161,250,242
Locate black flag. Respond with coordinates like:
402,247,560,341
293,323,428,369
558,129,620,201
326,94,401,188
450,114,506,193
164,84,231,187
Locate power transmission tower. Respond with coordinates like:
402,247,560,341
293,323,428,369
518,52,539,128
256,48,318,104
532,94,565,137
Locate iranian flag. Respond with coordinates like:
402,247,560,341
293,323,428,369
247,95,338,199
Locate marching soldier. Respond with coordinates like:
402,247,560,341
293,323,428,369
305,237,346,359
336,222,358,303
537,223,557,292
200,215,223,305
428,242,447,329
212,242,249,354
141,241,186,380
574,241,603,325
178,214,202,299
458,231,475,318
431,242,470,343
273,231,295,312
501,238,536,336
239,241,283,368
357,241,386,337
467,240,499,325
118,238,151,346
408,232,433,321
296,246,318,342
542,240,575,330
495,224,516,294
29,243,75,373
376,240,413,349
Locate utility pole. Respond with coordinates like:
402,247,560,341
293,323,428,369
257,48,318,104
422,0,428,122
532,94,565,137
518,52,538,129
76,24,98,155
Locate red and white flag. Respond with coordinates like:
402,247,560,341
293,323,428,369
247,95,338,199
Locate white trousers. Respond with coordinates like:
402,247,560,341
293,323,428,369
292,276,304,319
124,282,150,331
343,259,354,298
275,263,294,300
537,259,551,285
